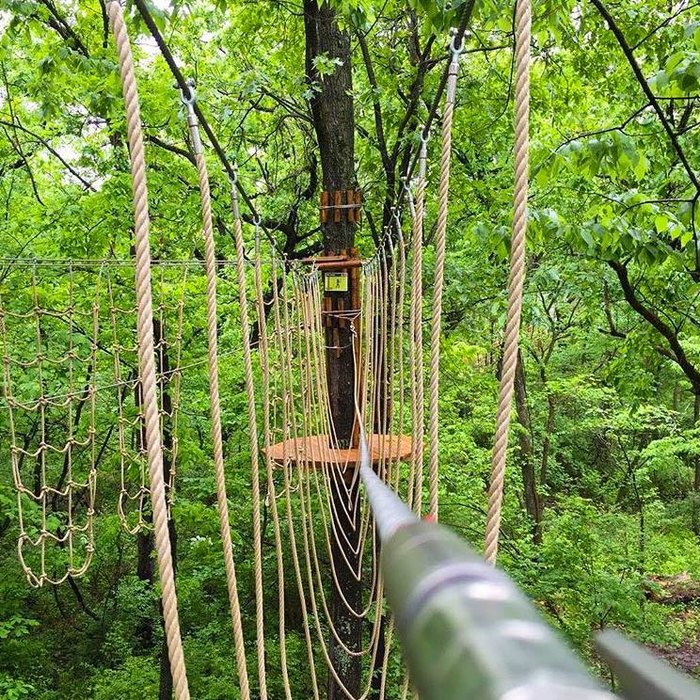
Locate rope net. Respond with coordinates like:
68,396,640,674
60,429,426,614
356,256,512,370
1,264,99,587
0,235,427,696
0,261,189,585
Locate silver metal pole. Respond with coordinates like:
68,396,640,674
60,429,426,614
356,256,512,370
358,432,617,700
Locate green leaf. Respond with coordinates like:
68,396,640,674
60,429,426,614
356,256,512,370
654,215,669,233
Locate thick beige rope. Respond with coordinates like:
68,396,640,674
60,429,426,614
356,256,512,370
252,235,294,700
107,3,189,697
229,178,268,699
182,96,252,698
409,143,427,514
428,38,462,521
484,0,531,565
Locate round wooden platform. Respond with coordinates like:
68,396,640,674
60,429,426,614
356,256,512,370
265,434,413,468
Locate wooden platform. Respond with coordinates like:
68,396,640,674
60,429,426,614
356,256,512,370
265,434,413,468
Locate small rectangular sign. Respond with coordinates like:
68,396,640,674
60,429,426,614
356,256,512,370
324,271,349,293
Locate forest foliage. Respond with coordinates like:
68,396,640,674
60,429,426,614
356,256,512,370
1,0,700,697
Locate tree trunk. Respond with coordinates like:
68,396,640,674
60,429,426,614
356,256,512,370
134,317,177,699
303,2,363,697
540,391,555,490
693,394,700,537
514,351,541,544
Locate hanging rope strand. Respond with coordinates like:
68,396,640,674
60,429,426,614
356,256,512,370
181,88,251,698
428,35,463,521
484,0,531,565
229,172,268,700
408,138,428,514
106,3,190,697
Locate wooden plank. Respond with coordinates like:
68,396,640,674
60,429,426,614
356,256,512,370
347,189,356,223
320,191,329,224
264,434,414,468
338,297,346,328
334,190,342,223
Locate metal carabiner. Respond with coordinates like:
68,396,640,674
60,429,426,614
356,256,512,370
180,79,203,154
179,78,196,109
449,28,466,59
229,162,239,185
419,124,429,146
253,214,262,254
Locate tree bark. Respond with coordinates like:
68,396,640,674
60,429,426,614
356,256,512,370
514,351,541,544
303,2,363,697
134,317,177,699
693,395,700,537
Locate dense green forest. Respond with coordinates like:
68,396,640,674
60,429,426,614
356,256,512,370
2,0,700,698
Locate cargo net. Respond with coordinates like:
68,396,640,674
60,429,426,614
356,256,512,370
0,261,187,587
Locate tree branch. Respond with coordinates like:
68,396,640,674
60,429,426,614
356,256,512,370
609,260,700,393
631,2,700,51
145,134,196,166
0,119,96,191
356,30,390,174
37,0,89,57
590,0,700,192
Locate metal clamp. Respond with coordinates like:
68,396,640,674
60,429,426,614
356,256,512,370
446,30,464,103
229,161,239,185
229,164,241,219
419,124,429,146
449,28,466,59
179,78,196,108
418,126,429,179
180,79,203,155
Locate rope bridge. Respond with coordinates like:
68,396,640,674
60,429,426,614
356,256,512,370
0,1,534,698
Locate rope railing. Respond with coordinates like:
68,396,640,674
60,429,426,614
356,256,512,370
484,0,532,564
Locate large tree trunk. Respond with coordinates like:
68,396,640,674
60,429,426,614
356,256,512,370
134,317,177,699
303,2,363,697
514,351,541,545
693,394,700,538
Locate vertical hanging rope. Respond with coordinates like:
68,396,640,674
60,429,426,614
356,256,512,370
229,172,268,700
106,3,190,698
428,35,463,521
484,0,531,565
408,138,427,514
181,89,251,699
252,230,294,700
